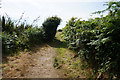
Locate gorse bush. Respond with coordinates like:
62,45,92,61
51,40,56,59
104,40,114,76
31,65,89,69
1,15,61,54
62,1,120,78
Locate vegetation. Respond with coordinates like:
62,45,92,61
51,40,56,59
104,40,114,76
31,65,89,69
61,1,120,79
42,16,61,41
1,15,61,54
1,1,120,79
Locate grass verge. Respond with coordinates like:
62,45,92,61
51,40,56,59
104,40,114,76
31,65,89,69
54,32,97,78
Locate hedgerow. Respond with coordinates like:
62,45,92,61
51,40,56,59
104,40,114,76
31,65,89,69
1,15,61,54
62,1,120,78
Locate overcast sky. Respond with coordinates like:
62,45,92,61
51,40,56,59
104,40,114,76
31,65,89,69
0,0,119,29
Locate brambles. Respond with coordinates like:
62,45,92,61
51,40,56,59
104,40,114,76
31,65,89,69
62,1,120,79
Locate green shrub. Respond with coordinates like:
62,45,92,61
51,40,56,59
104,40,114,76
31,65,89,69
1,16,42,54
42,16,61,41
25,26,43,45
1,15,61,54
62,1,120,78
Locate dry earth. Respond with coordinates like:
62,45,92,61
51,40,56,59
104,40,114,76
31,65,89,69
2,44,65,78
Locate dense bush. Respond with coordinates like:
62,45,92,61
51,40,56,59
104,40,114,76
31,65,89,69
62,1,120,78
1,15,61,54
1,16,29,54
42,16,61,41
25,27,43,45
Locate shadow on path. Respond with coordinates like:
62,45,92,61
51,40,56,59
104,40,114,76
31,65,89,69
47,39,67,48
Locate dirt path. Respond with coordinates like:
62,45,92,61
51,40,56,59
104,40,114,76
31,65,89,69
24,44,64,78
2,44,65,78
2,32,92,78
2,32,87,78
